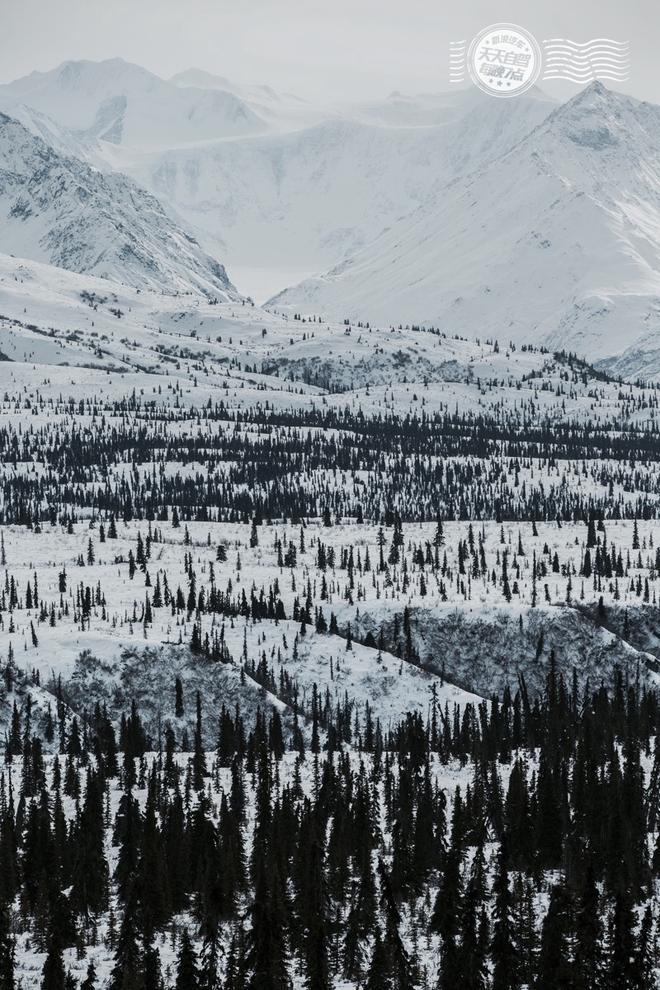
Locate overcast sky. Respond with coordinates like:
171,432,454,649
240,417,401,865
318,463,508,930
0,0,656,103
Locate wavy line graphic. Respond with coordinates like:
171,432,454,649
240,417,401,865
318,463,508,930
543,69,629,75
544,68,630,75
541,38,630,81
543,75,630,82
544,56,629,63
544,63,630,72
544,46,629,52
542,38,628,46
544,54,630,63
449,41,467,83
544,49,629,58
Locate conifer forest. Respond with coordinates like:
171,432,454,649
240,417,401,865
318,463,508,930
0,314,659,989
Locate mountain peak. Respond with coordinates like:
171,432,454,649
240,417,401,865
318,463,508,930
555,79,639,117
558,79,616,113
542,79,650,148
0,57,265,149
55,56,152,84
582,79,608,96
270,82,660,358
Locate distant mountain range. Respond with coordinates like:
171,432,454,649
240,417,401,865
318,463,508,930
1,60,660,377
0,58,265,148
0,58,554,300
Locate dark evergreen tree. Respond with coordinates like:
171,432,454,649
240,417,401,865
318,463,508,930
175,930,200,990
491,842,520,990
244,864,290,990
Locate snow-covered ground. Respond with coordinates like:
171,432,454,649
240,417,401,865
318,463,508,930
1,248,660,712
2,514,660,716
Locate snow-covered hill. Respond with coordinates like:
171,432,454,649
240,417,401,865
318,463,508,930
0,113,239,298
272,82,660,364
6,249,660,414
0,248,593,404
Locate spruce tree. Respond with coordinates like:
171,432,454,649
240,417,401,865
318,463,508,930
365,927,390,990
175,931,200,990
244,864,290,990
80,962,97,990
573,863,604,990
536,882,573,990
108,888,145,990
490,842,519,990
0,903,14,990
40,929,66,990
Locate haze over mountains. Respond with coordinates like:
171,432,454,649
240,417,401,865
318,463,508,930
0,58,555,300
0,58,659,376
7,35,660,990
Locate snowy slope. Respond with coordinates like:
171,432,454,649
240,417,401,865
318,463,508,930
272,82,660,361
6,249,660,415
0,249,596,405
2,254,660,721
0,114,239,298
133,89,553,301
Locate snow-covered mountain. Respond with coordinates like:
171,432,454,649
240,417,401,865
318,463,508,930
0,58,264,150
271,82,660,362
169,67,331,132
4,59,659,369
0,59,555,301
128,85,554,300
0,112,239,298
